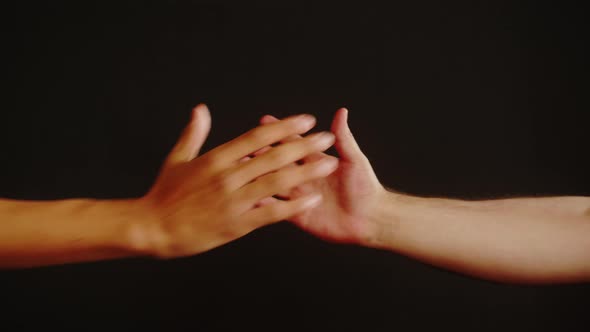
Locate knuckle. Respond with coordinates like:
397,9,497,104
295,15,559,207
201,153,222,169
247,127,273,144
268,150,292,165
212,173,235,194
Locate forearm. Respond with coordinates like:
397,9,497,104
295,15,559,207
0,198,151,268
366,192,590,283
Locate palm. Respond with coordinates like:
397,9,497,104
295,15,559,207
288,155,379,243
261,109,382,244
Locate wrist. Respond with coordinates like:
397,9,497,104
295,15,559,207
119,197,169,259
364,187,408,249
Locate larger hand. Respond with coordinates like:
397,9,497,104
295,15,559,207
257,108,386,245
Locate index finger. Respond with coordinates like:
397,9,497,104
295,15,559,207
207,114,316,165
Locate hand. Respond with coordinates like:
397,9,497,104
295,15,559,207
132,104,339,258
255,108,387,245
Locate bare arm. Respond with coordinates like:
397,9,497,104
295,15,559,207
0,105,338,269
257,109,590,284
367,193,590,283
0,198,147,267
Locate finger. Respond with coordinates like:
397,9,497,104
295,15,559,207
242,193,323,228
254,196,279,208
166,104,211,166
250,145,272,158
260,115,300,145
259,114,325,163
260,114,278,125
229,131,335,189
237,156,338,206
331,108,365,163
239,156,251,164
238,155,297,191
247,136,297,196
207,114,316,166
238,154,299,193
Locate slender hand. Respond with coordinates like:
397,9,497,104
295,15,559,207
257,108,590,284
0,104,338,268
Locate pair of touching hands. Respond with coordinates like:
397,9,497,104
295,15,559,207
4,103,586,282
136,104,384,258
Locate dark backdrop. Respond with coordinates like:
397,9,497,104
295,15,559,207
2,1,589,331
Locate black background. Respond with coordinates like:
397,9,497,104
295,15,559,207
2,1,589,331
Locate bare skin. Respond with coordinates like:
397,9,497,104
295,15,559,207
256,108,590,284
0,104,339,268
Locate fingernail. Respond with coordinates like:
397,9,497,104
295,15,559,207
315,158,338,174
322,157,339,169
297,114,316,125
316,131,335,142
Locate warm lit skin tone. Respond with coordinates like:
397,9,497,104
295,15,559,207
2,105,589,284
0,104,339,268
257,108,590,284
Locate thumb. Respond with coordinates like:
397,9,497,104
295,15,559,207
166,103,211,165
331,108,365,163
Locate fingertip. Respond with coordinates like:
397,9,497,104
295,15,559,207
331,108,348,135
317,155,339,174
190,106,199,122
194,103,209,112
341,108,349,123
339,107,349,122
303,193,323,208
260,114,279,124
239,156,252,164
192,103,211,122
325,155,340,166
255,197,278,208
298,114,317,131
